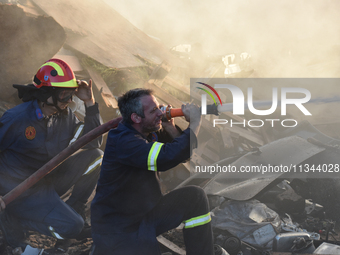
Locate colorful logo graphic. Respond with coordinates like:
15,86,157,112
25,126,36,140
196,82,223,106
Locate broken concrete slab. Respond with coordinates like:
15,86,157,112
31,0,187,70
0,4,66,102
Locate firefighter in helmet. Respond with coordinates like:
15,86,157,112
0,58,103,251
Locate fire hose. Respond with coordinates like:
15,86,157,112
2,95,336,207
1,104,218,207
161,104,219,120
2,117,122,207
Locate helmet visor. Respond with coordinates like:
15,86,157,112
56,89,76,103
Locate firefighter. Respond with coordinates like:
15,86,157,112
91,88,214,255
0,58,103,250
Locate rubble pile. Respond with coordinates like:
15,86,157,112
208,183,340,255
1,1,340,255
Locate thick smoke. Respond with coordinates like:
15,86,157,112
104,0,340,78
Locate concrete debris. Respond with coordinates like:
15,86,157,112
1,1,340,255
275,189,305,214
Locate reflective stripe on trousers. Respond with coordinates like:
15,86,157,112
49,226,64,239
184,212,211,229
83,155,103,175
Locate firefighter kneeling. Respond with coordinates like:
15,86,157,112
0,59,103,251
91,88,215,255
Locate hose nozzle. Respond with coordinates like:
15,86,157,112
160,105,184,120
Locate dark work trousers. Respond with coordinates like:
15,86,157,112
5,148,103,239
92,186,214,255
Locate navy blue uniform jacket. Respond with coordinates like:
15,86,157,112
91,122,197,234
0,100,102,196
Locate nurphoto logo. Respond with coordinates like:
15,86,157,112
196,80,312,128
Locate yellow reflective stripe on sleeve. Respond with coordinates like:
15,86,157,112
41,62,64,76
83,155,103,175
147,142,164,171
48,226,64,239
69,124,84,145
184,212,211,229
51,78,78,88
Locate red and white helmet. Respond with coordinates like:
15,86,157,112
33,58,78,89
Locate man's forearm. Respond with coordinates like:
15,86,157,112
84,98,95,108
189,119,201,137
164,125,182,139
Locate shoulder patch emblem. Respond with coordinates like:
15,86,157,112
36,108,43,120
25,126,36,140
151,132,158,142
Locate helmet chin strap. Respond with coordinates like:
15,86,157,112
44,94,68,114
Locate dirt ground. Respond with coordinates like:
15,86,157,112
0,233,91,255
0,227,184,255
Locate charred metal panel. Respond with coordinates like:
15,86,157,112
186,136,325,201
203,136,324,200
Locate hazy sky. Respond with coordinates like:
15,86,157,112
104,0,340,53
102,0,340,78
